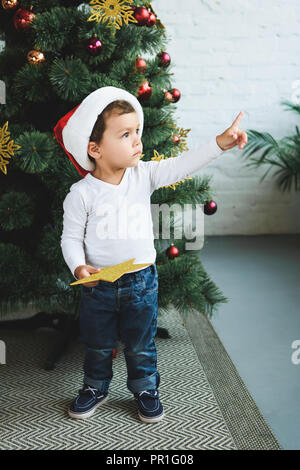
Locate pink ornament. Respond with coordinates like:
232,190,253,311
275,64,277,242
86,37,103,56
204,200,217,215
171,88,181,103
158,51,171,68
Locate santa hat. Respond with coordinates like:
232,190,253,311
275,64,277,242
53,86,144,177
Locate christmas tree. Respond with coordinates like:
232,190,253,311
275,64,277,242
0,0,228,325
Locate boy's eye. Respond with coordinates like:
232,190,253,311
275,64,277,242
123,129,139,138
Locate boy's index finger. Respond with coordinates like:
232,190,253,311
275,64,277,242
231,111,244,128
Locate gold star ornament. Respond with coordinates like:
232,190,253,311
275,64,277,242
69,258,152,286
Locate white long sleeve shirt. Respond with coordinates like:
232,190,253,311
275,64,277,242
61,136,224,279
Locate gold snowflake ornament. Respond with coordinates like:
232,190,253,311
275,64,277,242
87,0,138,29
0,121,21,175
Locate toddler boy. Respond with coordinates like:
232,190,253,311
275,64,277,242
54,86,246,422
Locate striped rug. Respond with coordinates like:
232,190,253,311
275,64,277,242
0,307,282,450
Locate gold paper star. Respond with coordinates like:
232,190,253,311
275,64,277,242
70,258,152,286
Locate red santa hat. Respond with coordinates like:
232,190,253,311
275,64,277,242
53,86,144,177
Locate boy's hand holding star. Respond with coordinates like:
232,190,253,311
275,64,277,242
216,111,248,151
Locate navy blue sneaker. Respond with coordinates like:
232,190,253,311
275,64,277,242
68,384,108,419
134,389,164,423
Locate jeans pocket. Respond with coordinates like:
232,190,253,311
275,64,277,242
131,278,146,301
143,269,158,296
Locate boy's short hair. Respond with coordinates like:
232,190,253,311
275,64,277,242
88,100,136,163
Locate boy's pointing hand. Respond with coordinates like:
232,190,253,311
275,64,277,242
216,111,248,151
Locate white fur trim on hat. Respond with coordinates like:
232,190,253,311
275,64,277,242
62,86,144,171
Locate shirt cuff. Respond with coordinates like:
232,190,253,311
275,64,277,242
207,136,225,159
68,260,85,280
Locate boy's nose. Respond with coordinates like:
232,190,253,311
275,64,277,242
134,137,141,147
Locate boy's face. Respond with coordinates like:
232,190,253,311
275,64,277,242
88,110,143,170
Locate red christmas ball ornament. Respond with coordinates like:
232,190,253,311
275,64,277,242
164,90,173,103
166,243,180,260
171,88,181,103
146,12,156,27
173,135,180,144
135,57,147,73
1,0,18,10
138,81,152,101
203,200,217,215
133,6,150,26
86,37,103,56
13,7,35,30
158,51,171,68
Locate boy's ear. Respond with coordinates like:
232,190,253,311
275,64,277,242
87,141,101,157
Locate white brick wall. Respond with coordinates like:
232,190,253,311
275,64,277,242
152,0,300,234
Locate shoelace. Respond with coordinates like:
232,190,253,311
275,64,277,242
137,390,158,397
80,385,103,397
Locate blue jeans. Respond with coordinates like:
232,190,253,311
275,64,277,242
79,263,160,395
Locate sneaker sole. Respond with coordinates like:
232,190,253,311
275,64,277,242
138,410,165,423
68,395,109,419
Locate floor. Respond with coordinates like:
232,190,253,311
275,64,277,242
199,234,300,451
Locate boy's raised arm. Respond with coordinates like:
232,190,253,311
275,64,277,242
61,188,87,280
147,111,248,193
147,136,224,194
